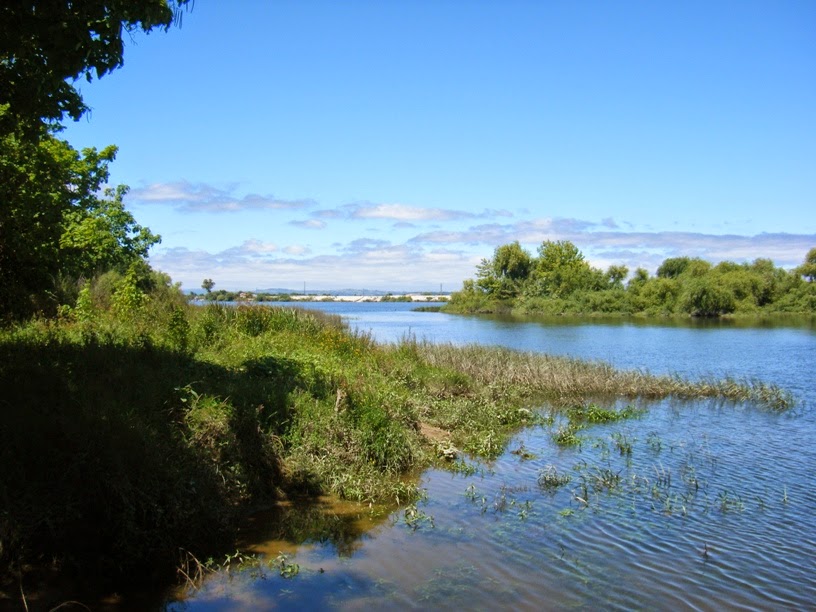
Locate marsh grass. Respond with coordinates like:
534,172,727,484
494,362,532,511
0,299,796,598
414,341,793,410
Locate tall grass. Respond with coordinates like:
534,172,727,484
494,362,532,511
414,341,793,410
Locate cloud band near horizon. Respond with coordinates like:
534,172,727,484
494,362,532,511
127,180,814,290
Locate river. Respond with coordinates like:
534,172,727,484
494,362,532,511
168,304,815,610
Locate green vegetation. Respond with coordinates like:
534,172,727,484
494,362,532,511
1,1,191,135
196,288,260,302
0,134,162,319
380,293,414,302
0,284,793,593
1,1,191,321
538,465,572,490
446,240,816,317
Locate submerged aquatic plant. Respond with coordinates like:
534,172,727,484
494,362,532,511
646,431,663,452
511,441,538,461
716,490,745,513
611,432,634,456
566,403,642,424
553,424,583,447
538,465,572,490
271,552,301,579
404,503,435,530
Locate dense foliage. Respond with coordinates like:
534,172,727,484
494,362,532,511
448,241,816,317
0,0,187,319
0,134,160,318
1,0,190,134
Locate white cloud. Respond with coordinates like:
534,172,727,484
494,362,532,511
130,180,315,213
284,244,310,256
148,237,475,292
241,239,278,254
347,203,514,223
289,219,327,229
352,203,469,221
148,224,816,293
409,217,816,272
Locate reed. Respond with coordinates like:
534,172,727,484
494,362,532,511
412,341,793,410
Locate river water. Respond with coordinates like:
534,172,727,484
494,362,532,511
168,304,816,610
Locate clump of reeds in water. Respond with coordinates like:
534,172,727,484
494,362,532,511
413,341,793,411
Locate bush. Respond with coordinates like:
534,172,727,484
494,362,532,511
678,278,736,316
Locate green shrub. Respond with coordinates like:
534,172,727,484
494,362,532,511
110,264,147,319
678,278,736,316
167,306,190,350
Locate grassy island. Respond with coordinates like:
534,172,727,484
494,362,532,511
0,273,793,597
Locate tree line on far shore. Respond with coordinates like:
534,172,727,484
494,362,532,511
447,240,816,317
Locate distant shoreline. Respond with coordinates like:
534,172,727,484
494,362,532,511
289,294,448,302
192,293,449,303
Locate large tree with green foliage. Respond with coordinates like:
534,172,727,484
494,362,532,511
476,241,533,299
656,257,691,279
1,0,190,135
0,1,187,318
60,183,161,278
0,134,160,316
605,264,629,289
678,277,736,317
797,248,816,282
529,240,595,298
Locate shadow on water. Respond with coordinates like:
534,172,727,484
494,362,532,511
161,496,397,609
237,497,393,559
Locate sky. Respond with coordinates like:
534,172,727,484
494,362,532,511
62,0,816,292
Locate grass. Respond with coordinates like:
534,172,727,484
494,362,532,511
414,342,793,410
0,295,796,599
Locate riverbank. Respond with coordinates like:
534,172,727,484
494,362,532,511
442,294,816,321
0,294,792,606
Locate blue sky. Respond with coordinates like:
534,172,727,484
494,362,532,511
63,0,816,291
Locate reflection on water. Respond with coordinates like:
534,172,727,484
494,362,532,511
237,496,393,559
168,304,816,610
